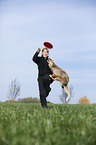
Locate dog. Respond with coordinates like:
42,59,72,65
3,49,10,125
48,58,70,102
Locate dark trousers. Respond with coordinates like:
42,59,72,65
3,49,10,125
38,74,53,108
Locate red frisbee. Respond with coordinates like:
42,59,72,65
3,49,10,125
43,42,53,49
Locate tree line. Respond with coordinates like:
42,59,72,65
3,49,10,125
7,78,91,104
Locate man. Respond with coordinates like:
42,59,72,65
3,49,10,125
32,48,53,108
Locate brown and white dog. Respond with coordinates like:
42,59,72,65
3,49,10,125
48,58,70,102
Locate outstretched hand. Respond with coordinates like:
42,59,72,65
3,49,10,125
37,48,41,53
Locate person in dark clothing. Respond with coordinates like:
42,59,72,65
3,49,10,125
32,47,54,108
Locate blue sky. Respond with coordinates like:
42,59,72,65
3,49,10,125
0,0,96,104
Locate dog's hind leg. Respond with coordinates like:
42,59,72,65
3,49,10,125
64,86,70,103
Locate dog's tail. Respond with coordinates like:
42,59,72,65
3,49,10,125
62,86,64,89
62,85,70,103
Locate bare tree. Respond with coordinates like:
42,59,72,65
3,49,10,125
8,78,21,100
59,88,67,104
59,84,74,104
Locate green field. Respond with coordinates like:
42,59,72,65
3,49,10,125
0,103,96,145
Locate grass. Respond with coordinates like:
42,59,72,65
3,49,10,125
0,103,96,145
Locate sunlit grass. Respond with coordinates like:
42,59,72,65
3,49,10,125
0,103,96,145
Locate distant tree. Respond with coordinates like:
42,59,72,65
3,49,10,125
17,97,40,103
59,84,74,104
8,78,21,101
79,96,91,104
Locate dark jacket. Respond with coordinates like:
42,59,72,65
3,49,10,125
32,51,53,77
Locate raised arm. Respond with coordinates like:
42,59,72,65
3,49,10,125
32,48,41,64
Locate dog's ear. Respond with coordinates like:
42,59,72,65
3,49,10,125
52,61,55,67
48,58,52,61
49,58,54,62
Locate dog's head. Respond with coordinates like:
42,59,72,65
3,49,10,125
48,58,55,68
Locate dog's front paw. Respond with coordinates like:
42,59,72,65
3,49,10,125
49,75,56,81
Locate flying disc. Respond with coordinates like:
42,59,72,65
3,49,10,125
43,42,53,49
